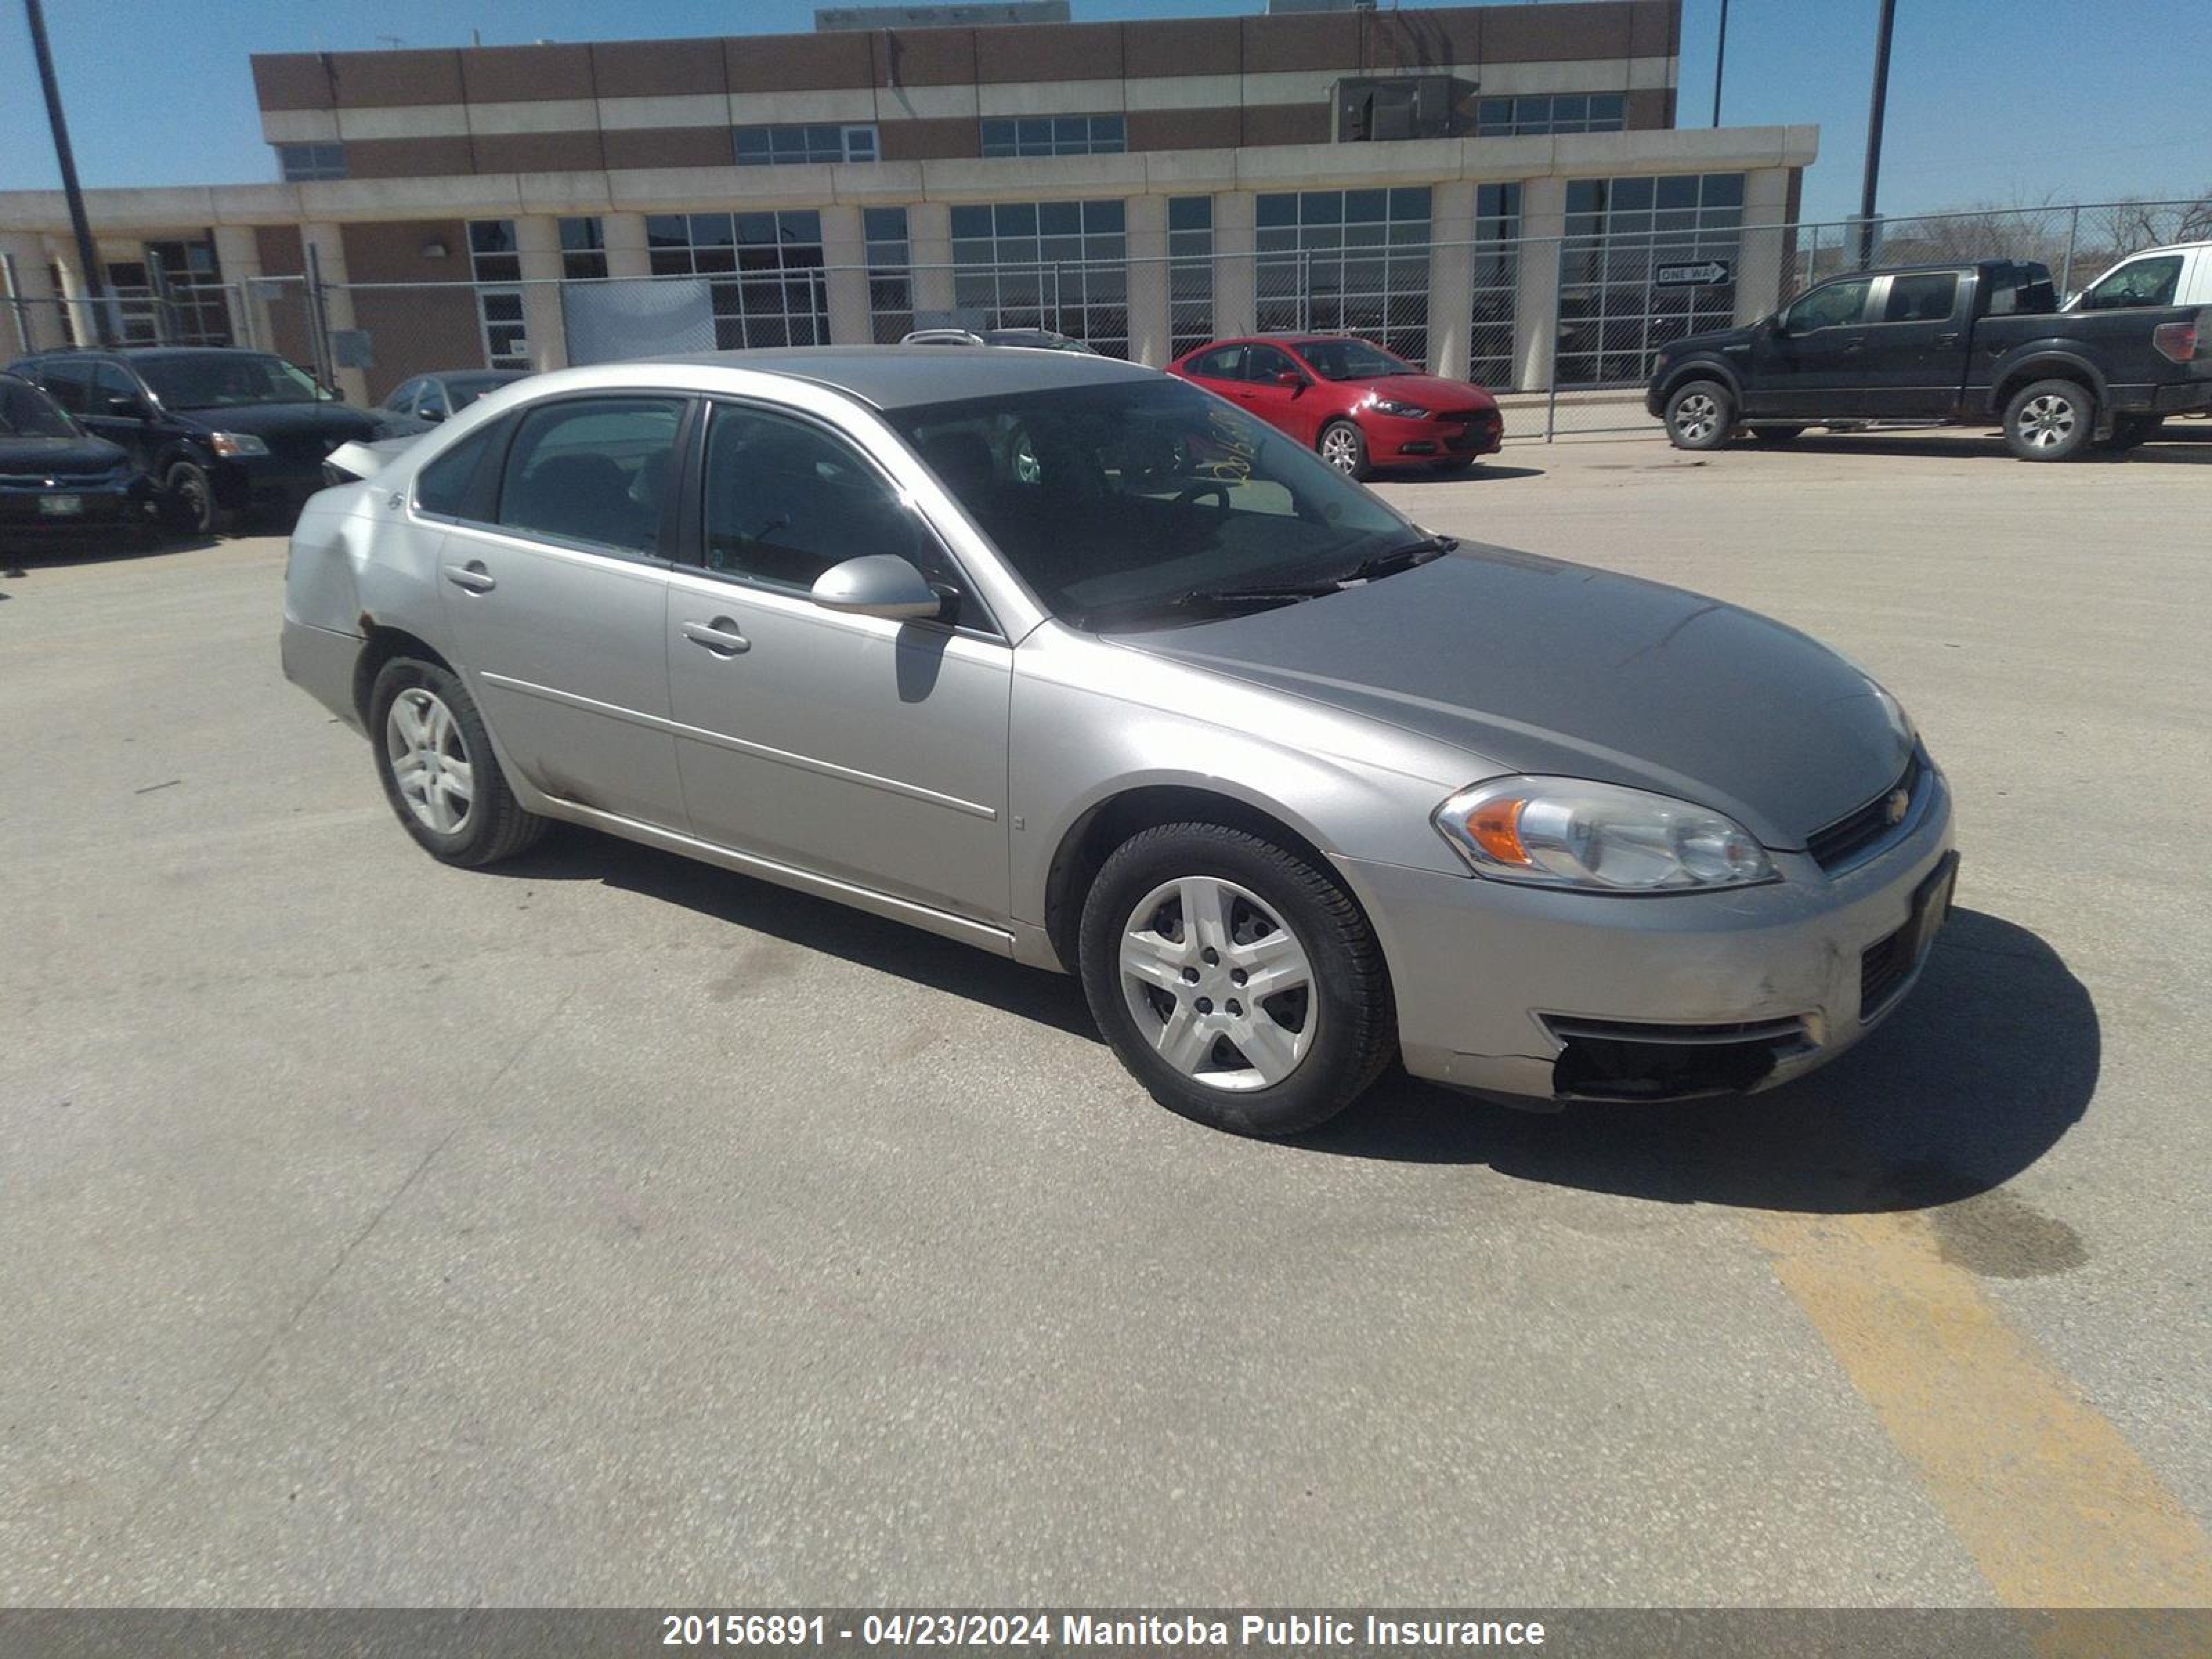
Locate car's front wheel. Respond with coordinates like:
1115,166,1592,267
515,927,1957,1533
368,656,547,867
1078,822,1396,1136
163,462,223,536
1318,419,1371,480
1664,379,1734,450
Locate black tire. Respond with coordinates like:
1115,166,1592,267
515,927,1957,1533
2002,377,2096,461
2096,413,2162,452
1663,379,1734,450
1077,821,1396,1136
1318,418,1371,481
367,656,547,868
1748,424,1806,444
162,461,226,536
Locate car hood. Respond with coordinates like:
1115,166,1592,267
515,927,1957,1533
165,402,387,442
1357,373,1498,410
0,433,126,473
1660,324,1758,359
1116,546,1913,849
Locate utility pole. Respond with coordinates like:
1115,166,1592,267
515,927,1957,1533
22,0,109,345
1711,0,1729,126
1857,0,1898,268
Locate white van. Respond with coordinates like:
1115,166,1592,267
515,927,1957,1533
2065,241,2212,312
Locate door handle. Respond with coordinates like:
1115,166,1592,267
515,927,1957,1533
1933,332,1960,348
682,617,750,656
442,561,495,593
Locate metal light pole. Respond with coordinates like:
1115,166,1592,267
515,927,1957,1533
22,0,109,344
1711,0,1730,126
1857,0,1898,268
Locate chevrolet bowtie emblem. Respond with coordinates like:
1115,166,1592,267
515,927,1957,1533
1884,789,1910,826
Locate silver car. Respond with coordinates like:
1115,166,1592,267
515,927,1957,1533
282,349,1956,1135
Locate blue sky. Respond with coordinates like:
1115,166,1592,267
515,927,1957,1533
3,0,2204,223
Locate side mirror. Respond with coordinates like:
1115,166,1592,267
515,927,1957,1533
811,554,948,621
1766,315,1789,338
1275,369,1306,388
420,405,446,424
106,394,147,418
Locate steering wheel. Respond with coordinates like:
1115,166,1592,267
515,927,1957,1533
1174,479,1234,517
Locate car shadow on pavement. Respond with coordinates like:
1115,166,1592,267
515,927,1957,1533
1384,462,1546,485
1296,908,2099,1215
1,531,220,573
1732,433,2212,466
491,827,1103,1042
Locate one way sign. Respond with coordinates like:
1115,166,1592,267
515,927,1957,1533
1656,260,1732,287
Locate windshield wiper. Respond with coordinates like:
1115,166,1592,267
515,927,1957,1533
1331,535,1457,585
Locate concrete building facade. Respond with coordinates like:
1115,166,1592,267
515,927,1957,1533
0,1,1815,403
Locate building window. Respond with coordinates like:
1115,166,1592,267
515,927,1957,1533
1168,196,1213,359
732,124,879,166
1474,94,1626,138
950,199,1127,357
864,207,912,343
276,142,346,182
980,115,1125,159
559,217,608,280
468,219,529,369
646,211,827,349
142,237,231,347
1255,187,1432,366
1468,183,1520,389
1557,172,1745,387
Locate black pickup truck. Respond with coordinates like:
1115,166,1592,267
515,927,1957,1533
1647,259,2211,460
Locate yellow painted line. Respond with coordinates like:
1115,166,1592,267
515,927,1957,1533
1746,1208,2212,1612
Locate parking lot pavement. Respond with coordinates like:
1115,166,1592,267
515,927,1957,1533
3,427,2208,1607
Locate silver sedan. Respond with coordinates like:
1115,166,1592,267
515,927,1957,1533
283,348,1955,1135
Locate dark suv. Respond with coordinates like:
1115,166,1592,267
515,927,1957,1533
7,348,390,532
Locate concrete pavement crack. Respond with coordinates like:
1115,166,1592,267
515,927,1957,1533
108,984,581,1550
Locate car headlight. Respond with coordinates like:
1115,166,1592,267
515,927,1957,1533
1370,397,1428,418
209,432,268,458
1432,776,1777,892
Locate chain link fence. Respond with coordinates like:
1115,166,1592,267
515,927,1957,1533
5,197,2202,443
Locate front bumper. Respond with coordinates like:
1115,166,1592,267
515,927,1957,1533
1366,408,1503,467
0,478,158,543
1344,768,1956,1103
217,456,337,518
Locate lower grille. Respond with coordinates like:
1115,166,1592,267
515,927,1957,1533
1542,1013,1812,1101
1860,920,1918,1015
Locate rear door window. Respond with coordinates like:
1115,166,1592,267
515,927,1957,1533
37,359,93,414
1185,346,1244,381
494,396,685,556
1882,273,1958,324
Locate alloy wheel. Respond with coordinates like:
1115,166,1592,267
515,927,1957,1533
384,686,475,834
1321,427,1360,473
1117,876,1316,1091
1673,393,1721,442
2016,393,2077,449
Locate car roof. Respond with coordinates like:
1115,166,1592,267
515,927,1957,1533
638,345,1154,410
35,345,283,359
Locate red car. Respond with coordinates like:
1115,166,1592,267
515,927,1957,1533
1168,334,1503,480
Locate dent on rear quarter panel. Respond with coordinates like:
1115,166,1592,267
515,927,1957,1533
282,495,368,637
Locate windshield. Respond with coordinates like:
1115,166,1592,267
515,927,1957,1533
0,376,77,439
1294,338,1412,381
136,353,325,411
445,373,517,410
888,377,1419,628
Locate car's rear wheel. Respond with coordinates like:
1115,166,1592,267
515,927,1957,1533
2003,378,2095,461
368,656,547,867
1078,822,1396,1136
1318,419,1371,480
1664,379,1734,450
